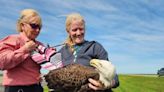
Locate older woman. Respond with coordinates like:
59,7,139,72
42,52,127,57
0,9,43,92
59,13,119,91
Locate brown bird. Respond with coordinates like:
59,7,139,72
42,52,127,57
44,59,116,92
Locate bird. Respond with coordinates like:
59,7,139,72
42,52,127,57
44,59,116,92
90,59,116,88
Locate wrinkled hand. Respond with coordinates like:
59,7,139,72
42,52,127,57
88,78,105,91
24,40,38,52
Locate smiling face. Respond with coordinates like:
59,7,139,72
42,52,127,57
65,13,85,46
68,19,85,44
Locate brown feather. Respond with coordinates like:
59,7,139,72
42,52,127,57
44,64,101,92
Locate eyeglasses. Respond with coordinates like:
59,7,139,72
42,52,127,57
29,23,40,30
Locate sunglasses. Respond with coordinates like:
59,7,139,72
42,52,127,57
29,23,40,30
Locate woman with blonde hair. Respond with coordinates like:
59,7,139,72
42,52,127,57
0,9,43,92
59,13,119,91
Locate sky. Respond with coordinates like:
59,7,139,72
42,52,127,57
0,0,164,74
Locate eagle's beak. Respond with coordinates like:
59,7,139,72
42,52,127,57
90,59,99,68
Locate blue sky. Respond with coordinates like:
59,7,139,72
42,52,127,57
0,0,164,74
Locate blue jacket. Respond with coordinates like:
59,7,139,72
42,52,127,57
59,41,119,91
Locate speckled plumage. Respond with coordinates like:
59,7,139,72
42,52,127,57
44,64,100,92
44,59,116,92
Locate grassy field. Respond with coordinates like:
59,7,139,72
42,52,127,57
112,74,164,92
44,74,164,92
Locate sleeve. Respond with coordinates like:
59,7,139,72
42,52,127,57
0,36,30,70
94,41,120,88
111,74,120,88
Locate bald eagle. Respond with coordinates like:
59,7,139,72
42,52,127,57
44,59,116,92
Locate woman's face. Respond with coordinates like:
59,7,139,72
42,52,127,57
21,16,41,40
69,20,85,44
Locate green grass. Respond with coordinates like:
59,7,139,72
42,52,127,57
44,74,164,92
112,74,164,92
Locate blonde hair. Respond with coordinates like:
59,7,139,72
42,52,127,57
65,13,85,48
17,9,42,32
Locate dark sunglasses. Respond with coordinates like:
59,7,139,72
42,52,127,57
29,23,40,29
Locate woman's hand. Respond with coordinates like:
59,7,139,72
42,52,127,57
24,40,38,52
88,78,105,91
